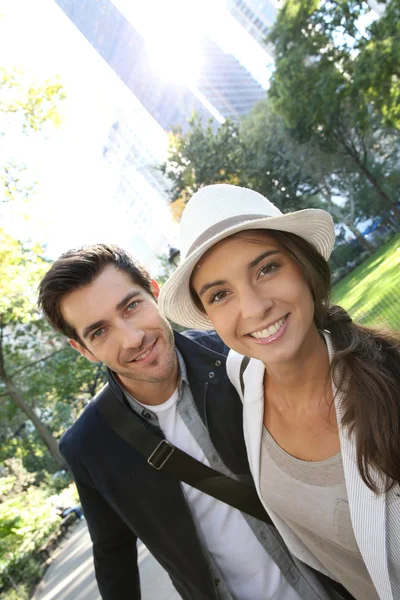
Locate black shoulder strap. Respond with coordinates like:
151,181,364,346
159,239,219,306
94,384,271,524
95,384,354,600
239,356,250,395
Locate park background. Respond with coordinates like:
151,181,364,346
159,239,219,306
0,0,399,598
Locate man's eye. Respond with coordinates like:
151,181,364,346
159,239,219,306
92,328,104,340
127,301,138,311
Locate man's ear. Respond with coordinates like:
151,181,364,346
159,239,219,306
151,279,160,300
68,339,100,363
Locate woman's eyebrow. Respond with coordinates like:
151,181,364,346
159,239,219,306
198,280,227,298
197,250,281,298
248,249,281,269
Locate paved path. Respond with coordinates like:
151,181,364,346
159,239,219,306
32,521,181,600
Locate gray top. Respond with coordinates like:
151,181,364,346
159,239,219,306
260,426,380,600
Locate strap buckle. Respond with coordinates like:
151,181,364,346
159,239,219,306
147,439,175,471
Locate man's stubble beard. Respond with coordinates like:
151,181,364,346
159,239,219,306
116,316,177,384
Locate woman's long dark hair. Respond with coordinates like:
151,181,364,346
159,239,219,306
191,229,400,492
263,230,400,493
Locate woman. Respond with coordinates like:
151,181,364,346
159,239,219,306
159,184,400,600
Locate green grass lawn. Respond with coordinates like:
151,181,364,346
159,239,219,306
332,234,400,331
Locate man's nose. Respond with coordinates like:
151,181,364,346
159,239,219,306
118,321,145,350
239,287,272,320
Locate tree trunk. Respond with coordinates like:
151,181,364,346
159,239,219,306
2,374,65,467
319,194,375,251
344,221,375,251
343,142,394,209
391,203,400,221
359,164,393,207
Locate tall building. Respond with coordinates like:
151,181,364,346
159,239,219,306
367,0,386,16
198,37,266,120
54,0,212,130
54,0,266,131
227,0,280,56
100,99,179,270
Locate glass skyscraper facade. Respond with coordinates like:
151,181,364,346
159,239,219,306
227,0,279,56
55,0,266,131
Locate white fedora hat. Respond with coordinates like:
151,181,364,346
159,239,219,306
159,184,335,330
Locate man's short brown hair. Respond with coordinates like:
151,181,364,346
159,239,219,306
38,244,153,343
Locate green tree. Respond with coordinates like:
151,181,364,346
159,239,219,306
161,101,377,250
161,117,244,220
352,0,400,130
0,67,64,134
0,67,65,208
0,66,106,473
161,112,320,220
240,100,378,249
240,99,328,209
268,0,399,218
156,252,176,286
0,231,65,465
0,230,107,469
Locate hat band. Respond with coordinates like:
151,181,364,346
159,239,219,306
186,213,271,257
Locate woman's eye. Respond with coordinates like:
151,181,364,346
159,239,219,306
208,291,227,305
127,301,138,311
259,262,279,277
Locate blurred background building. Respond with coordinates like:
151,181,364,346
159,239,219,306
53,0,278,269
227,0,279,57
55,0,267,130
101,99,176,268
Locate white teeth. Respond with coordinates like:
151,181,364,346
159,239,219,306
135,347,152,361
250,317,286,339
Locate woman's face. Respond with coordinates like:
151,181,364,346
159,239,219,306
191,231,317,366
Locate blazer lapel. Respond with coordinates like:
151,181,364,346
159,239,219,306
326,331,392,600
334,398,392,600
324,331,392,598
241,359,265,495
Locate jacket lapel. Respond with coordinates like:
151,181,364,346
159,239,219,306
338,426,392,599
240,358,265,494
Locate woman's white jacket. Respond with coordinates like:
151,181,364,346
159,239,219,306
227,333,400,600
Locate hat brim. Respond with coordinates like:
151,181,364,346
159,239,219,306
159,208,335,330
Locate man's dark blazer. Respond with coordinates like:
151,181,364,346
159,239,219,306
60,331,316,600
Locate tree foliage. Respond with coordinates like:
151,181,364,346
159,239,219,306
161,112,323,222
0,67,65,208
160,118,243,220
0,230,106,471
161,0,399,239
0,67,65,134
352,0,400,129
0,231,63,465
0,66,103,473
268,0,399,212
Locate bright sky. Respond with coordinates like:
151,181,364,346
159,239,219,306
112,0,273,88
0,0,272,268
0,0,140,259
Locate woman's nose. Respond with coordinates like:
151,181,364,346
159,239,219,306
239,287,272,320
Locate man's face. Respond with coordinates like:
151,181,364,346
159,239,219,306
61,265,177,391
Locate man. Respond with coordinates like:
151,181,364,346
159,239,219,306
38,244,335,600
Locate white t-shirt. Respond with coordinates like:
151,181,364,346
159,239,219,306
140,389,301,600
